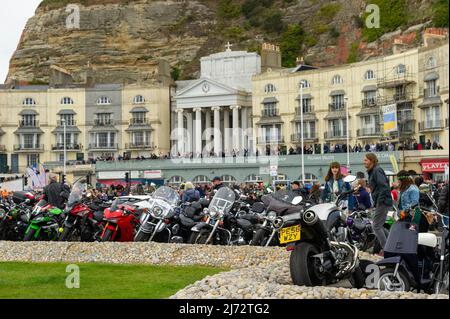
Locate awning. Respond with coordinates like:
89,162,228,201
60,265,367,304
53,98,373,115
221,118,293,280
418,97,442,108
295,94,313,100
57,109,76,115
361,85,377,92
420,158,449,173
19,109,38,116
330,90,345,96
130,106,149,113
261,97,278,104
52,126,82,134
424,72,439,81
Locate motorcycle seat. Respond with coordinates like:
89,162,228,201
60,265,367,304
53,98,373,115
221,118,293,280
418,233,437,248
180,214,196,228
93,211,104,222
237,218,253,231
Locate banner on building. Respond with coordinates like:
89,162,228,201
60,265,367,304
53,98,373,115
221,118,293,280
382,104,398,133
389,155,399,174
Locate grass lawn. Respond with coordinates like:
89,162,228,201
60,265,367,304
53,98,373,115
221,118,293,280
0,262,227,299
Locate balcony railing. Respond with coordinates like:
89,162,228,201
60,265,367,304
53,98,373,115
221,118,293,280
93,119,114,126
257,136,285,144
362,99,377,108
378,92,414,106
324,131,349,140
328,103,346,112
261,109,279,117
398,120,415,135
13,144,44,151
57,120,77,127
295,106,314,115
291,133,317,142
88,143,118,150
419,120,444,132
19,120,39,127
423,87,440,99
51,143,82,151
357,128,381,137
125,143,154,150
129,118,149,126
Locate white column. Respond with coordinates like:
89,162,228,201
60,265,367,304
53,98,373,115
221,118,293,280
205,108,211,154
186,111,193,155
223,108,230,155
241,107,248,151
194,107,202,156
212,106,222,156
231,105,240,154
176,108,184,155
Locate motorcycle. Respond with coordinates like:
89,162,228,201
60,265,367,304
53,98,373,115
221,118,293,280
100,199,142,242
376,210,449,294
0,199,31,241
274,184,370,288
23,199,64,241
59,179,106,242
189,187,236,245
170,198,210,243
134,186,180,242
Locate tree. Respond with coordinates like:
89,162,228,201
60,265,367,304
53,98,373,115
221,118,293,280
280,24,305,67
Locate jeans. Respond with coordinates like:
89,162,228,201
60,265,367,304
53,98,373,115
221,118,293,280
373,204,389,249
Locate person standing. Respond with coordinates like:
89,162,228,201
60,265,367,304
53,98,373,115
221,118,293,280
321,162,350,203
364,153,393,253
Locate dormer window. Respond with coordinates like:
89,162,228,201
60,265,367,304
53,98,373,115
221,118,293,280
299,80,311,88
396,64,406,75
426,57,437,69
264,84,276,93
61,97,74,105
133,95,145,104
364,70,375,80
332,75,343,85
23,98,36,106
97,96,111,105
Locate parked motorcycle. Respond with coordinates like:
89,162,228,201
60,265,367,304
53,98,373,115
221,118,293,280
0,199,31,241
100,199,142,242
23,199,64,241
189,187,236,245
134,186,180,242
170,198,210,243
377,210,448,294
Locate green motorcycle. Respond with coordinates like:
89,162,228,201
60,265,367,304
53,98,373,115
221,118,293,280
23,199,64,241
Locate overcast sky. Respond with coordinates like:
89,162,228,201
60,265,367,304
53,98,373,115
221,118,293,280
0,0,42,83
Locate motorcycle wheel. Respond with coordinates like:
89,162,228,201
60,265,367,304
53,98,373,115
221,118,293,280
290,242,325,286
101,228,113,242
251,229,266,246
134,231,150,242
434,265,449,295
58,227,73,242
378,268,411,292
23,228,37,241
189,230,210,245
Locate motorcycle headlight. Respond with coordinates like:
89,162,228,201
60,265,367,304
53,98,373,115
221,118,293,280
209,209,218,218
267,211,277,221
152,206,164,218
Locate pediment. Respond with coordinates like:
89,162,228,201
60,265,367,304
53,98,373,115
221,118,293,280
175,78,238,99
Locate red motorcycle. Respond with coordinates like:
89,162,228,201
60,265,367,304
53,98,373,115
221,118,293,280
100,200,142,242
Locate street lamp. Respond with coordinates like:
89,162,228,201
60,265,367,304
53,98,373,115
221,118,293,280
300,80,305,185
61,118,67,178
344,97,350,172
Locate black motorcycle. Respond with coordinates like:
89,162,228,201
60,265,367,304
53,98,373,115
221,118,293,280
170,198,210,243
0,199,31,241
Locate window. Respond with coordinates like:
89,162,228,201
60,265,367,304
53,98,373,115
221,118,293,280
95,113,112,126
328,119,346,137
396,64,406,75
299,80,311,88
261,124,282,142
299,173,318,183
394,85,406,100
364,70,375,80
132,112,146,125
245,174,262,183
27,154,39,167
332,75,343,85
425,80,438,98
193,175,209,183
263,102,278,117
331,94,345,110
425,106,440,128
61,97,74,105
364,91,377,106
57,133,77,146
60,114,75,126
221,175,236,185
295,121,316,139
21,115,37,127
299,98,312,113
133,95,145,104
264,84,276,93
22,98,36,106
426,57,437,69
168,176,185,185
96,96,111,105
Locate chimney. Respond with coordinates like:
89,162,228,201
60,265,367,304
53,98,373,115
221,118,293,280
423,28,448,47
261,42,282,72
393,38,407,55
296,56,305,66
49,65,74,88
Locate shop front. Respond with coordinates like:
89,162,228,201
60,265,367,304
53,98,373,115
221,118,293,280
420,158,449,182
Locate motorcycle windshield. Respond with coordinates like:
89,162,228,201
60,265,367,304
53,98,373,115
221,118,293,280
68,180,87,207
209,187,236,215
152,186,180,206
271,189,298,204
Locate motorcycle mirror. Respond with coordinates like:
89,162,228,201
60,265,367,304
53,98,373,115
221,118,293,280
343,175,357,183
291,196,303,205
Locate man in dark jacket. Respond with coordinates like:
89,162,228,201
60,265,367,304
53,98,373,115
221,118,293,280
364,153,393,252
212,176,225,191
438,183,449,215
43,175,69,209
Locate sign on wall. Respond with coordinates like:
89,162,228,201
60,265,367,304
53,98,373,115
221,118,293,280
382,104,398,133
144,170,163,179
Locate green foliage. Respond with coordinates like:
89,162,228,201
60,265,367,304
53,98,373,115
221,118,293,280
29,79,49,85
329,26,340,38
305,36,318,47
171,66,181,81
353,15,365,28
432,0,449,27
241,0,260,18
280,24,305,68
262,10,285,34
317,3,342,23
218,0,241,20
347,42,360,63
224,26,247,41
313,23,329,34
361,0,408,42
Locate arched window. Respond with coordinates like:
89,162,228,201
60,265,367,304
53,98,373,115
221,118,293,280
168,175,185,186
426,56,437,69
245,174,262,183
331,75,343,85
22,98,36,106
264,84,276,93
221,175,236,185
395,64,406,75
299,80,311,88
97,96,111,105
61,97,74,105
364,70,375,80
298,173,319,183
193,175,209,183
133,95,145,104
